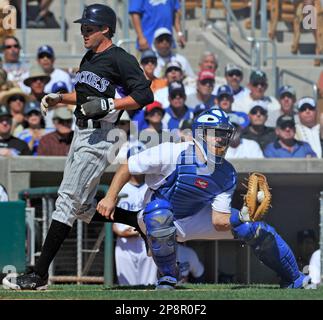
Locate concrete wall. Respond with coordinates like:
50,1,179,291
1,157,323,284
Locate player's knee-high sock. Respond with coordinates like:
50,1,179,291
34,219,71,277
230,209,301,286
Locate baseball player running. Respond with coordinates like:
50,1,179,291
96,108,313,290
3,3,153,290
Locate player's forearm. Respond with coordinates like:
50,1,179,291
212,210,231,231
105,163,131,201
61,91,77,105
114,96,142,111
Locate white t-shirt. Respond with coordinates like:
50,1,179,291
177,243,204,279
309,249,321,285
128,141,234,213
45,68,74,93
295,123,321,158
232,94,281,114
0,185,9,201
226,138,264,159
154,53,195,79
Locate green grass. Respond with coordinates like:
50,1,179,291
1,283,323,300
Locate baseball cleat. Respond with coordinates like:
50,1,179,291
155,275,177,290
281,273,315,289
2,272,48,290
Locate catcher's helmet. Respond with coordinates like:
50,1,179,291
193,108,235,164
74,4,117,34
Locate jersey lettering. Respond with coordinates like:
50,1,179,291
74,71,110,92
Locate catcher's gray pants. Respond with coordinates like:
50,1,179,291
52,122,116,227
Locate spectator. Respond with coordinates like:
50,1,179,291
232,70,280,114
0,104,31,156
224,63,250,103
0,68,15,92
140,49,167,93
153,28,194,79
264,115,316,158
2,36,29,90
241,101,276,151
0,87,29,136
113,175,157,286
296,229,318,272
154,60,195,108
162,81,194,130
295,97,322,158
267,85,299,127
226,120,264,159
0,183,8,201
23,64,50,103
129,0,185,51
213,85,249,129
140,101,167,147
17,101,52,155
178,118,193,142
36,45,73,93
198,51,226,90
186,69,217,112
37,107,73,156
177,243,205,284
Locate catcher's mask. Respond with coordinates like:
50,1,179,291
193,108,235,164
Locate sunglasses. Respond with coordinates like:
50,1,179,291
0,117,12,124
8,95,25,103
280,124,295,130
251,82,267,88
38,53,53,59
250,108,267,116
4,44,19,49
170,93,185,99
227,71,242,77
156,35,172,43
299,105,315,112
166,67,181,73
141,58,157,65
199,79,215,86
147,109,164,116
31,77,45,82
81,26,99,34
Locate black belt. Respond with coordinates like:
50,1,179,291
76,118,101,129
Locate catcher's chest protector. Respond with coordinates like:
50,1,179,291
155,147,236,218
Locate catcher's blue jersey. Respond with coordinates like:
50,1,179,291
153,145,237,218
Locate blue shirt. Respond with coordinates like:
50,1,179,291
163,105,194,130
129,0,180,49
264,139,317,158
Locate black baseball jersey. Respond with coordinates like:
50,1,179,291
74,44,153,120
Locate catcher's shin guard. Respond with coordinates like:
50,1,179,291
230,209,301,286
144,199,178,279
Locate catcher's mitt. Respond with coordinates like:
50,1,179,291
241,172,271,221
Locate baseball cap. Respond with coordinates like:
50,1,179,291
165,60,182,74
0,104,11,118
276,115,295,129
168,81,185,97
53,107,73,120
198,70,215,82
278,85,296,98
297,97,316,110
225,63,243,75
140,49,157,63
153,27,172,40
217,85,234,98
249,100,268,113
250,70,267,85
145,101,164,115
24,101,41,115
37,45,55,58
52,81,68,94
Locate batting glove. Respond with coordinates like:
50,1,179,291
40,93,62,116
80,96,115,118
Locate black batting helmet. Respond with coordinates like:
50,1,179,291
74,4,117,34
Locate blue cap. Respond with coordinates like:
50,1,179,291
52,81,68,93
278,85,296,98
24,101,41,115
37,45,55,58
217,85,234,98
140,49,157,63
